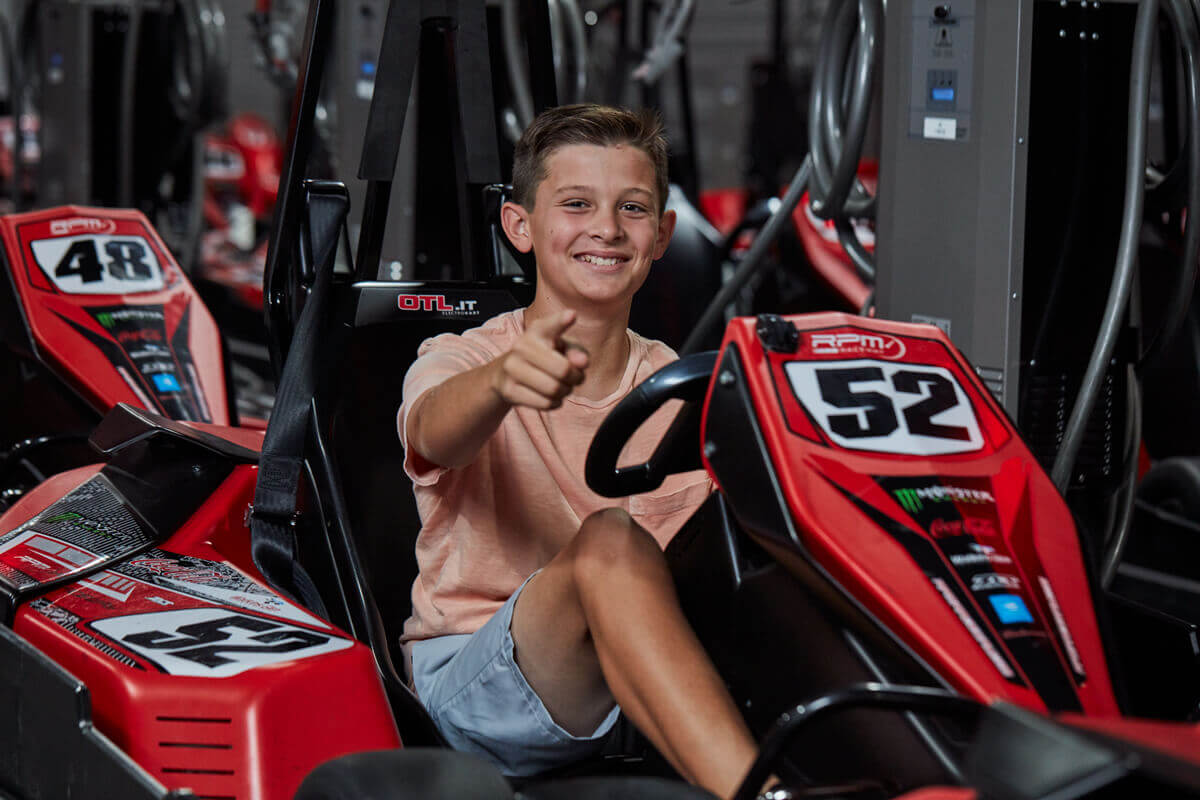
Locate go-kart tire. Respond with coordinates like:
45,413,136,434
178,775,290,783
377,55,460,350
516,777,718,799
293,748,513,799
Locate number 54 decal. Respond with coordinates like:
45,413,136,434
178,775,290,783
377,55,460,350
31,234,165,295
786,359,985,455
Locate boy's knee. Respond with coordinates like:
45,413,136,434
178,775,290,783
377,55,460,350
572,509,662,580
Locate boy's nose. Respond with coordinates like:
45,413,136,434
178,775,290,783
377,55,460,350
590,210,622,240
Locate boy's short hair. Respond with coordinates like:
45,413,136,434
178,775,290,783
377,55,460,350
512,104,669,213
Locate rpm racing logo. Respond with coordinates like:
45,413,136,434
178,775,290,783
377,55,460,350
49,217,117,237
810,331,906,360
893,485,995,514
397,293,480,317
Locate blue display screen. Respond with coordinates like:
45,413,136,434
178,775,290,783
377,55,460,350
932,87,955,102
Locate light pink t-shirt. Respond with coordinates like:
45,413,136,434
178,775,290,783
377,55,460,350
398,309,712,643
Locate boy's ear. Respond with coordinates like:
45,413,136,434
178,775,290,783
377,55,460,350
500,201,534,254
652,208,677,260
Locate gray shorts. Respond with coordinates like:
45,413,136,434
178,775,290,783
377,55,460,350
410,575,621,777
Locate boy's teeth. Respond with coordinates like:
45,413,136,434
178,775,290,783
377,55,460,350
580,255,619,266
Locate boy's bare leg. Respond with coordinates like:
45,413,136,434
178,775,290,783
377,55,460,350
511,508,759,800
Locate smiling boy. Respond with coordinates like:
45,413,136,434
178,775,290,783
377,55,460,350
398,105,761,799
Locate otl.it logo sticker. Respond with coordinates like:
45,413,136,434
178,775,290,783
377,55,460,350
810,331,906,360
397,294,480,315
49,217,117,237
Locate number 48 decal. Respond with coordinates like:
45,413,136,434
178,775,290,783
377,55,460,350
31,234,165,295
786,359,985,455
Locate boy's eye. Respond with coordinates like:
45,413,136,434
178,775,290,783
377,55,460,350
563,199,590,209
621,202,649,214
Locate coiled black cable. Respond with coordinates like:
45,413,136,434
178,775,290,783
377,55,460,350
680,0,882,355
1052,0,1172,491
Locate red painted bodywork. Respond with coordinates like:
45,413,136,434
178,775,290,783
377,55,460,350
0,206,230,425
791,162,876,311
1059,713,1200,764
5,463,401,800
703,313,1120,715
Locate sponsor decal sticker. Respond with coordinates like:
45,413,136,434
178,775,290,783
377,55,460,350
929,516,998,538
989,594,1035,625
810,331,907,360
151,373,182,393
43,512,119,538
1038,576,1086,678
970,572,1021,592
128,557,223,584
950,543,1014,567
49,217,117,237
0,530,103,581
894,485,995,514
932,577,1015,678
397,293,480,316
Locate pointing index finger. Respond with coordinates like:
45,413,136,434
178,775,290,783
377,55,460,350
532,309,578,345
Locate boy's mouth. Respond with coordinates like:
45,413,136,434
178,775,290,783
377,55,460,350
576,254,625,267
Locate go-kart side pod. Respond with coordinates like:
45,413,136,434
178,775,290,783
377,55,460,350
0,404,400,800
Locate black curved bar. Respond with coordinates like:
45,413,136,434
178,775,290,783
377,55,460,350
731,683,982,800
585,351,717,498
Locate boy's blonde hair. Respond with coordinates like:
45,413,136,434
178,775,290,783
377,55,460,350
512,104,669,213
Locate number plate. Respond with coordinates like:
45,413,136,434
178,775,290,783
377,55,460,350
31,234,165,295
90,607,352,678
785,358,985,455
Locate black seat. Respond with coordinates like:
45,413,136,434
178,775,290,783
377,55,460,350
325,278,532,662
299,274,531,747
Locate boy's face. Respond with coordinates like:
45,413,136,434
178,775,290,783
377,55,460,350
501,143,676,313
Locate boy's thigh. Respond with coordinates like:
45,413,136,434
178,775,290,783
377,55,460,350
411,574,619,777
511,557,617,736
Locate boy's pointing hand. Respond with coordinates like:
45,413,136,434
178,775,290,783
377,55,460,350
492,309,591,410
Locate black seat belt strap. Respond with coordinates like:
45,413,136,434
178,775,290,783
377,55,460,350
250,181,349,618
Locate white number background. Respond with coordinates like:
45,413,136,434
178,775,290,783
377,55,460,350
31,234,165,295
786,358,985,455
92,607,352,677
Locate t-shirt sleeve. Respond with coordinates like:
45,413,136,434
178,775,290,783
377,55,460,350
397,334,486,487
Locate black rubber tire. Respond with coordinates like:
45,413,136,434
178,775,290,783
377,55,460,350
294,748,514,800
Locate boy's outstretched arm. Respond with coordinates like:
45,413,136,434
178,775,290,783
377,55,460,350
406,309,590,469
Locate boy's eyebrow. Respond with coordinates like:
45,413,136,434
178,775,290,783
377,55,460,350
552,185,655,197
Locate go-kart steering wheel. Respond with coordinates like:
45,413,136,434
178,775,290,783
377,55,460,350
585,351,718,498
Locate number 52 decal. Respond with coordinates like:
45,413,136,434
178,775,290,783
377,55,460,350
786,359,985,455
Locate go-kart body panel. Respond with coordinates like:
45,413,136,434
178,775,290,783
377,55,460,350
703,313,1119,715
0,454,401,800
0,206,230,425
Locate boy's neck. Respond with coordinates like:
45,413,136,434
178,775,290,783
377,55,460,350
525,300,631,401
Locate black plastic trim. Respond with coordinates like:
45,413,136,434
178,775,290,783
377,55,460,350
89,403,258,464
0,624,189,799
